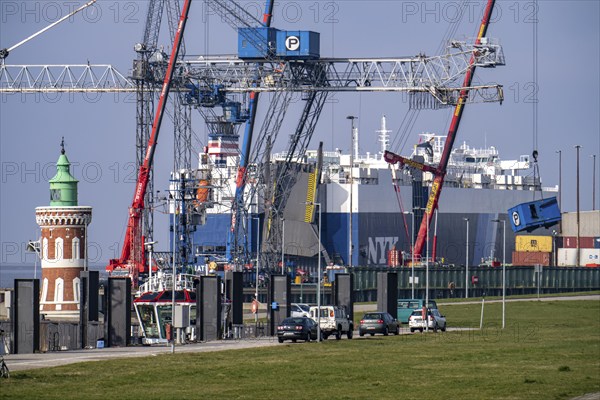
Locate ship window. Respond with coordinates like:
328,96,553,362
157,305,173,339
138,304,160,339
466,157,476,163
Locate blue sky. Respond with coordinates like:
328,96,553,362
0,0,598,267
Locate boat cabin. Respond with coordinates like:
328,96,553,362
133,289,196,344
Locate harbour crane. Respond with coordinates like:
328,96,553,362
384,0,499,261
0,0,505,281
106,0,192,283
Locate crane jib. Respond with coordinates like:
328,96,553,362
412,0,496,258
109,0,192,279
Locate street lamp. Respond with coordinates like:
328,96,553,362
305,201,322,341
27,240,41,280
253,217,260,323
463,218,469,298
281,217,285,275
426,210,430,332
346,115,357,269
144,241,158,284
575,145,581,267
492,218,506,329
403,211,415,298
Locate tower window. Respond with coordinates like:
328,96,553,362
50,189,61,201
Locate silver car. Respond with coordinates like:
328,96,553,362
408,308,447,332
359,312,400,336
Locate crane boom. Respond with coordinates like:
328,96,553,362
411,0,497,258
107,0,193,281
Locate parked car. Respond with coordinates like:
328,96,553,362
309,305,353,340
277,317,318,343
408,308,447,332
290,303,310,318
359,312,400,336
397,299,438,324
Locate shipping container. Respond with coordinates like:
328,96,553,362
557,248,600,266
512,251,550,266
561,211,600,237
275,30,320,59
238,27,278,59
557,248,577,266
515,235,553,252
562,236,597,249
581,249,600,266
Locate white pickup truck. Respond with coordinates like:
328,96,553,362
309,305,353,340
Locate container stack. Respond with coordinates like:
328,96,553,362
557,211,600,267
512,235,552,266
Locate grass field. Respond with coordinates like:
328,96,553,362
1,299,599,399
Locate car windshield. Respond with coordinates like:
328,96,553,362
363,313,382,320
297,304,310,312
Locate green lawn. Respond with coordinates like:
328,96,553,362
2,300,599,400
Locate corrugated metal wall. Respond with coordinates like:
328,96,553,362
351,266,599,301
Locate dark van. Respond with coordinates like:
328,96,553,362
397,299,438,324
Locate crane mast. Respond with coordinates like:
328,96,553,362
107,0,193,283
399,0,497,259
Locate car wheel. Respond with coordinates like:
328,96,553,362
370,333,375,336
359,330,364,337
433,323,438,333
292,339,297,343
441,324,446,332
335,330,341,340
306,333,311,342
419,328,423,333
383,326,389,336
395,325,400,335
323,333,329,340
347,329,353,339
278,337,284,343
410,328,414,333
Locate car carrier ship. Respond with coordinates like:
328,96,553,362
171,116,558,273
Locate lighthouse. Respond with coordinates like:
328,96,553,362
35,139,92,320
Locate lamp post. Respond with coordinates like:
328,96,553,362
575,145,581,266
403,211,415,298
556,150,561,211
253,217,260,323
493,218,506,329
592,154,596,211
346,115,357,269
315,202,322,341
281,217,285,275
426,210,430,332
463,218,469,298
27,240,41,280
144,241,158,284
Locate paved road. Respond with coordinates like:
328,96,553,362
3,295,597,373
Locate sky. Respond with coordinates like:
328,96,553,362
0,0,599,268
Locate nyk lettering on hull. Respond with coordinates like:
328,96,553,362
368,236,398,265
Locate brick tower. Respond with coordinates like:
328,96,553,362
35,139,92,320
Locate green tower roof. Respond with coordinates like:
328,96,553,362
49,138,78,206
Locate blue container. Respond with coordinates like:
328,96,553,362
238,27,278,59
508,197,561,233
275,30,320,59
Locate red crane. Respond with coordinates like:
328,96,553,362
106,0,193,284
385,0,497,260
